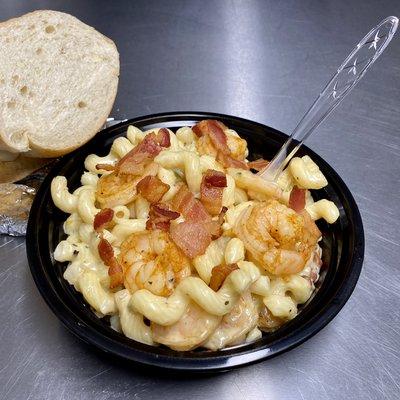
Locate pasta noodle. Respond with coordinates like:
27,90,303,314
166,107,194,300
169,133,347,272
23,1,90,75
85,152,118,175
193,237,230,283
306,199,340,223
111,218,147,246
127,125,146,145
289,155,328,190
115,289,153,345
51,121,338,351
51,176,78,213
80,171,99,187
246,327,262,342
134,197,150,220
111,137,135,158
78,270,116,315
155,150,201,193
129,261,260,325
227,168,284,201
224,238,245,265
77,187,99,224
157,167,181,201
176,126,195,145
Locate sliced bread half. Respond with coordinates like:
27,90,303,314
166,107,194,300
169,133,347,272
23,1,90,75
0,10,119,158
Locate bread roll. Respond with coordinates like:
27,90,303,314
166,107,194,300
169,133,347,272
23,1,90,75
0,10,119,158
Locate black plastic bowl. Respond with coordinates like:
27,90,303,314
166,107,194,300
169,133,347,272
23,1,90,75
26,112,364,372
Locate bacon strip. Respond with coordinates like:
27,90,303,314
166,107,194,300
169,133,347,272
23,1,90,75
137,175,170,204
146,203,180,231
168,181,230,257
118,151,151,176
289,186,306,212
192,120,230,155
169,183,218,257
207,120,230,155
248,158,269,171
216,152,249,170
98,237,123,288
193,120,250,170
203,169,227,187
171,183,211,223
115,131,171,175
170,220,211,259
156,128,171,147
192,120,208,137
209,263,239,291
93,208,114,231
200,169,227,215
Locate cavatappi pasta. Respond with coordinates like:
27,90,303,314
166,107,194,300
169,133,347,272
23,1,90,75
51,120,339,351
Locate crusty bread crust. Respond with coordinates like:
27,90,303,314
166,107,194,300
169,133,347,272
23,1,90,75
0,10,119,158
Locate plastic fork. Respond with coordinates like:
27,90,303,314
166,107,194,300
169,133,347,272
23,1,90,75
259,16,398,181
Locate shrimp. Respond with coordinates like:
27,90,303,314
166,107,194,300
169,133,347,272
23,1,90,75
225,130,248,160
196,133,218,158
234,200,321,276
151,301,221,351
96,162,158,208
203,292,258,350
195,129,247,161
300,245,323,285
119,230,192,296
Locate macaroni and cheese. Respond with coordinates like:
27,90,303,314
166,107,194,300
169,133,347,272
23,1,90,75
51,120,339,351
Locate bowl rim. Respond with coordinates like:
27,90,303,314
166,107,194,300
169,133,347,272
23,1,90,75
26,111,364,372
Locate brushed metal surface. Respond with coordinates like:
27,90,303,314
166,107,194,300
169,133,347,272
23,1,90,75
1,1,399,399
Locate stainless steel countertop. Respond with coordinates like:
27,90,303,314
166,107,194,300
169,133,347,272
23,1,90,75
1,1,399,399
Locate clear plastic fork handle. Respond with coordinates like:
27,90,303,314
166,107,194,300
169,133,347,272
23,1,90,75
259,16,399,181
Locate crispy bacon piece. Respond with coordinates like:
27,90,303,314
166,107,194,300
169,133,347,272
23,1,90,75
107,258,124,289
169,220,212,259
116,148,153,176
289,186,306,213
207,120,230,155
156,128,171,147
171,183,211,223
169,183,228,257
152,203,180,219
200,169,227,215
193,120,250,170
115,131,171,175
98,237,123,288
192,120,230,155
98,237,114,262
209,263,239,291
203,169,227,187
93,208,114,231
216,152,249,170
192,120,218,137
169,184,208,256
96,163,115,171
248,158,269,171
146,203,180,231
137,175,170,204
